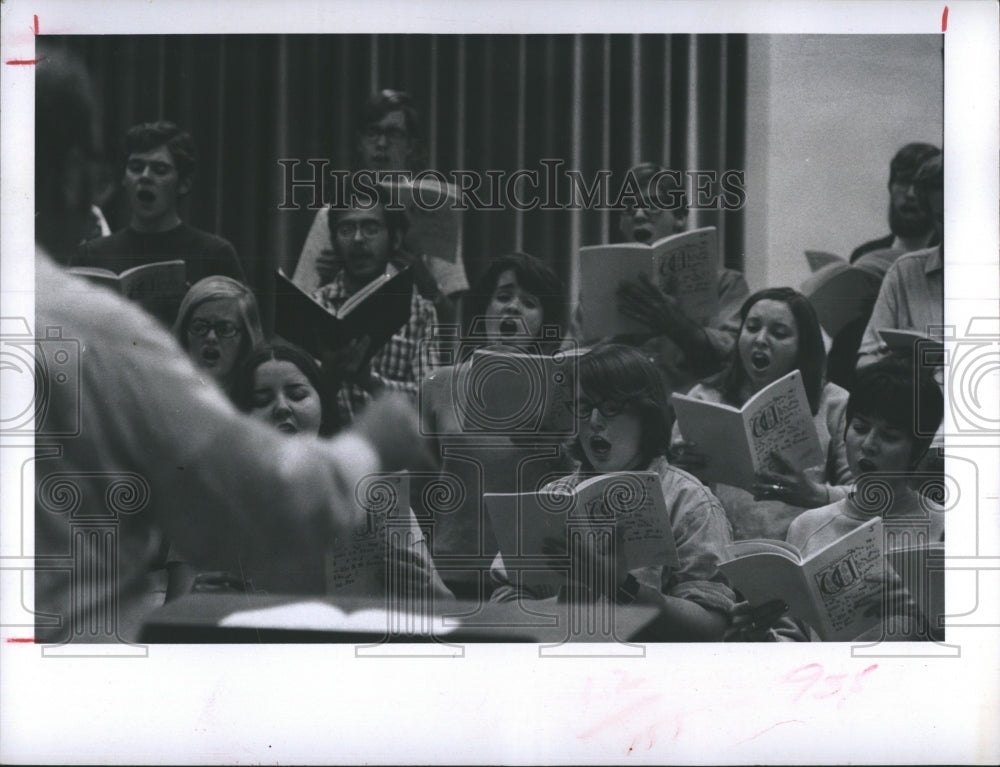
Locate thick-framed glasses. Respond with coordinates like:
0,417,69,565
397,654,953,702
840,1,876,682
188,319,241,338
335,220,385,239
621,202,669,220
361,125,409,144
574,399,629,420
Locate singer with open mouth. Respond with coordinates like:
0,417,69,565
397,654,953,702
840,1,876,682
670,287,854,541
416,252,575,600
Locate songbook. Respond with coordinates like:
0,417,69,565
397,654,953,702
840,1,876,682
671,370,824,492
462,346,585,436
219,601,457,635
719,516,884,641
801,261,884,338
385,176,462,264
324,473,422,598
484,471,680,592
69,259,187,318
578,226,719,340
804,250,845,272
274,266,414,363
877,328,946,360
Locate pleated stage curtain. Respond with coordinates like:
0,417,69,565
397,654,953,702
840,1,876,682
57,33,747,331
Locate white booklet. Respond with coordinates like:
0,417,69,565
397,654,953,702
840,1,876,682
578,226,719,339
485,471,679,592
719,516,885,641
671,369,823,492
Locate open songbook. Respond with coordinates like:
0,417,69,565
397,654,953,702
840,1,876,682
324,473,426,598
801,260,884,338
671,370,823,492
274,266,414,363
484,471,679,592
719,516,885,641
804,250,845,272
460,346,585,436
877,328,946,360
387,176,462,264
68,259,187,323
578,226,719,339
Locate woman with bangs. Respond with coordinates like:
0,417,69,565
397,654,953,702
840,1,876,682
671,287,853,541
173,275,264,397
415,252,576,600
168,340,452,602
492,343,736,641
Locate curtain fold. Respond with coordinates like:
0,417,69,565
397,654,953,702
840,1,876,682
59,33,747,332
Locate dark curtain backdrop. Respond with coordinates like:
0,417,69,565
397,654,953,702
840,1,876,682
57,34,747,331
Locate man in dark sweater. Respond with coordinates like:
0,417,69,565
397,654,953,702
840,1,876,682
71,121,246,322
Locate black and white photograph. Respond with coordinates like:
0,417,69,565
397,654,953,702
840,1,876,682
2,0,998,763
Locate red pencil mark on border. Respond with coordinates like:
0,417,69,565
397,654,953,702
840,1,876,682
6,15,42,65
736,719,805,745
6,637,34,643
577,694,661,740
941,6,948,32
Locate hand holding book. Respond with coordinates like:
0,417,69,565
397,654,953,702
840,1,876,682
617,272,710,351
752,450,830,508
617,270,684,333
319,334,373,390
540,508,630,603
728,598,790,641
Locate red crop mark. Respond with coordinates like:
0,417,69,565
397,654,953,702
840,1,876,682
6,637,34,643
941,6,948,32
5,16,43,65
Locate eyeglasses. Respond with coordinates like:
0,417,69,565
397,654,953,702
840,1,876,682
361,125,409,144
621,202,670,220
334,220,386,239
188,319,242,338
574,399,629,420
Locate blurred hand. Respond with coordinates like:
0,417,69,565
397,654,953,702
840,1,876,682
555,508,629,603
387,542,434,595
319,335,372,388
857,570,917,623
753,451,828,508
353,392,437,473
315,249,341,285
728,599,789,641
617,272,682,334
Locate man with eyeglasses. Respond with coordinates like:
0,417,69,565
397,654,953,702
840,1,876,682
849,143,941,264
32,46,436,645
70,120,246,325
857,153,944,369
312,184,438,425
613,162,750,395
292,89,468,324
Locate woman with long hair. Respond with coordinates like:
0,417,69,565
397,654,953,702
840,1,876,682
671,287,853,541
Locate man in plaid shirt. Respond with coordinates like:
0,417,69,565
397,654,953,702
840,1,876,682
313,189,438,426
